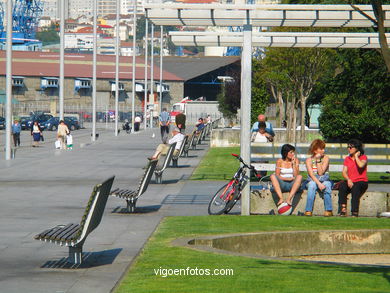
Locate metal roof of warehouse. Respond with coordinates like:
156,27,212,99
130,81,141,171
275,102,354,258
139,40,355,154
0,51,183,81
154,56,240,81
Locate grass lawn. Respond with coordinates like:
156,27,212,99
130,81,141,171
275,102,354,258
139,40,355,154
191,147,390,183
115,216,390,293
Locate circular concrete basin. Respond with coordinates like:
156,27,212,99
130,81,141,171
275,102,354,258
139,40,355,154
176,229,390,265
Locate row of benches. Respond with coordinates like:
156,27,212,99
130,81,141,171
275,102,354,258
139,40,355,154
34,119,220,265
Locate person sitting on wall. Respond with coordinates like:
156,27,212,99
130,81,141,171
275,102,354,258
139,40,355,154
251,114,275,137
251,122,273,143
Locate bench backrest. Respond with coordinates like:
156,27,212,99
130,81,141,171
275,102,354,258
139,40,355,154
157,142,176,172
175,135,188,158
74,176,115,245
185,131,196,151
137,159,159,196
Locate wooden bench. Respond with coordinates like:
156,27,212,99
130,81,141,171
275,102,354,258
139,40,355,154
172,135,188,167
110,159,158,212
183,131,196,157
34,176,115,264
154,142,177,184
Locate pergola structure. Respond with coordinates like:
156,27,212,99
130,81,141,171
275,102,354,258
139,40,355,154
145,4,390,27
169,31,390,48
144,3,389,216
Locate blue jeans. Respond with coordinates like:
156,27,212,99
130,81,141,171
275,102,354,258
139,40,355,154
305,180,333,212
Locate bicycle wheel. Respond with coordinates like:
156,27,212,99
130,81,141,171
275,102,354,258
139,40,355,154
208,181,236,215
224,188,240,214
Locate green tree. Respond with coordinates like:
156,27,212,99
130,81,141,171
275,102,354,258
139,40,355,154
318,49,390,142
36,28,59,45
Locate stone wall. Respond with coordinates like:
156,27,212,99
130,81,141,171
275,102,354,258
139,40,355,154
250,190,389,217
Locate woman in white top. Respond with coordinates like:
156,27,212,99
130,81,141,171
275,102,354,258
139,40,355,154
251,122,273,143
270,144,303,206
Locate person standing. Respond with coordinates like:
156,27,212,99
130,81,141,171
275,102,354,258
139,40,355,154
304,139,333,217
57,120,70,150
338,139,368,217
31,121,42,147
11,119,21,147
134,115,142,132
175,111,186,134
159,108,171,143
251,114,275,137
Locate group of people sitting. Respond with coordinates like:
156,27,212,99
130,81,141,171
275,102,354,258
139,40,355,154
269,138,368,217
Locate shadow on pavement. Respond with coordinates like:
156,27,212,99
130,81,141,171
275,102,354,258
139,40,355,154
40,248,122,269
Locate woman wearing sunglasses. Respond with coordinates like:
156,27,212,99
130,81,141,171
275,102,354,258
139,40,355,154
338,139,368,217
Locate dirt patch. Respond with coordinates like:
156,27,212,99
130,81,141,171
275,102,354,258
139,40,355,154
294,254,390,266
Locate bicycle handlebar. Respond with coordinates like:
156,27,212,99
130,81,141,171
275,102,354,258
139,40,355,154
231,153,254,170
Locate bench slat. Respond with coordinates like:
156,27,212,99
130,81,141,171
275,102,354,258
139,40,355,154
56,224,80,241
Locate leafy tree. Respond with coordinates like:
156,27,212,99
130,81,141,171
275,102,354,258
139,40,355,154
36,28,59,45
251,58,271,124
318,49,390,142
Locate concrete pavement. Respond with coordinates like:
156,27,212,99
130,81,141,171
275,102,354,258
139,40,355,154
0,126,221,293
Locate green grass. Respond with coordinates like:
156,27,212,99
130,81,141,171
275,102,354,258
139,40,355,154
115,216,390,293
191,147,390,183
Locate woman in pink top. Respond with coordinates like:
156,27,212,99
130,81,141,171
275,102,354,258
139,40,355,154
338,139,368,217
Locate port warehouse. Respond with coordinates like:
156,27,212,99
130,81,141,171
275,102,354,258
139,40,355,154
0,51,240,115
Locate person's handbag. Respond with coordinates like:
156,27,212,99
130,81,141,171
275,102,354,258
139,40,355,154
40,134,44,141
55,140,61,149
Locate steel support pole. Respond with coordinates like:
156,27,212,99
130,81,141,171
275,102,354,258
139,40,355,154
92,0,97,142
159,26,163,113
143,19,148,130
59,0,65,120
240,24,252,216
131,0,137,132
115,0,120,136
150,23,154,128
5,0,12,160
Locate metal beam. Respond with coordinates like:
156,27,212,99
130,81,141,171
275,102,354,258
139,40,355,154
144,4,390,27
169,31,389,48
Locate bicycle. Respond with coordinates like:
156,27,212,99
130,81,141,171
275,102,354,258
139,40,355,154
208,154,270,215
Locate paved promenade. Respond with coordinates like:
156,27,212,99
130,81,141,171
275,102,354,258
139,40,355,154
0,127,221,293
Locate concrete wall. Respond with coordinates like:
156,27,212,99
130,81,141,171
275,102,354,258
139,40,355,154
250,190,390,217
211,128,321,147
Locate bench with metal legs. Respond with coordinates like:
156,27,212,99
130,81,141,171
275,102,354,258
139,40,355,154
154,142,176,184
172,135,188,167
34,176,115,264
110,159,158,212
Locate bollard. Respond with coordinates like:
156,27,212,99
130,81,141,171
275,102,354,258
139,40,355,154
11,148,16,159
91,133,99,140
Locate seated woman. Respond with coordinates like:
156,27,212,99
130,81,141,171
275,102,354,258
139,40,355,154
338,139,368,217
270,144,303,206
251,122,273,143
304,139,333,217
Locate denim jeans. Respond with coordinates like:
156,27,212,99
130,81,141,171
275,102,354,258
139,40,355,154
305,180,333,212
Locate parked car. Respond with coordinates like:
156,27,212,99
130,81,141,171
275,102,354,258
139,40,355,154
26,114,53,130
20,116,31,130
0,117,5,129
44,117,80,131
64,117,80,130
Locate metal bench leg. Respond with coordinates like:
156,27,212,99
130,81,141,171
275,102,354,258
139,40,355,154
172,158,178,167
155,173,162,184
69,246,83,264
126,199,137,213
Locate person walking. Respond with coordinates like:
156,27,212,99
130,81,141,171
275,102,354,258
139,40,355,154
134,115,142,132
338,139,368,217
11,119,21,147
30,121,42,147
57,120,70,150
159,108,171,143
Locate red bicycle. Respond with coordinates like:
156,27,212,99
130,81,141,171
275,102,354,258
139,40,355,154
208,154,268,215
